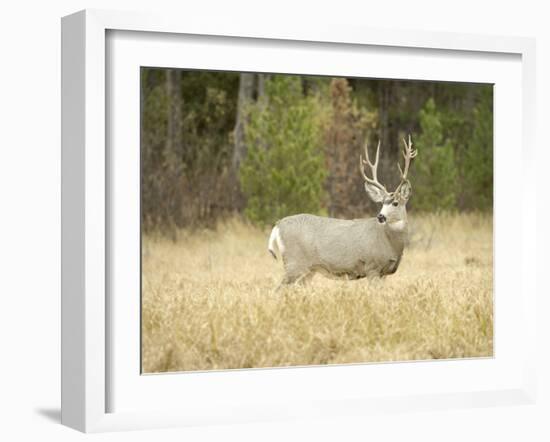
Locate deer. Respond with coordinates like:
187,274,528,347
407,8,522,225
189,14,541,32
267,135,417,288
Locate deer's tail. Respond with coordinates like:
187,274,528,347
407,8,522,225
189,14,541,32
267,225,283,260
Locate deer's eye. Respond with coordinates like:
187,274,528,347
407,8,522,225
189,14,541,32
392,201,399,207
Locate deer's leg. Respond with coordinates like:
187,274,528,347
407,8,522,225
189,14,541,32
296,272,314,286
276,273,300,291
275,267,311,291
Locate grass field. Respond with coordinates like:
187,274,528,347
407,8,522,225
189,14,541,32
141,213,493,373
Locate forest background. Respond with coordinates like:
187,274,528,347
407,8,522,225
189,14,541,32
141,69,493,235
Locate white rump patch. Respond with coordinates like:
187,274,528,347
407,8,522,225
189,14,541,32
267,225,285,259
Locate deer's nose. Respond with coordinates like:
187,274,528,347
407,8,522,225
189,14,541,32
377,213,386,223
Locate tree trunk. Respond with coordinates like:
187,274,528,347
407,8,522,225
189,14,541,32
164,69,184,237
166,69,183,160
257,73,270,100
232,73,255,173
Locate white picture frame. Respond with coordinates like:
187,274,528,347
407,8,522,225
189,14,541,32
61,9,537,433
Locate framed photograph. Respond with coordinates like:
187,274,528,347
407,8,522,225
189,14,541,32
61,9,537,433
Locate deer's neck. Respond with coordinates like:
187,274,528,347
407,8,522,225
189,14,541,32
383,218,408,256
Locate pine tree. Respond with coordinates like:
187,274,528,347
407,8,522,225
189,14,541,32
324,78,377,218
239,76,326,225
413,98,458,211
463,88,493,210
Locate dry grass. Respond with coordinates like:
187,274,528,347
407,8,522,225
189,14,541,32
142,213,493,373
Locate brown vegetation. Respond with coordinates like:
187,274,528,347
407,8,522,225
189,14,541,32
142,213,493,373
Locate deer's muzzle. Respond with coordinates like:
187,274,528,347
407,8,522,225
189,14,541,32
377,213,386,224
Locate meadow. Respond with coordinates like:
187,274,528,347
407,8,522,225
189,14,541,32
141,213,493,373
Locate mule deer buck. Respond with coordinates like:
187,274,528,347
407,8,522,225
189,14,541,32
268,135,417,288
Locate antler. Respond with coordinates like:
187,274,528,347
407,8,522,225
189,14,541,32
397,134,417,183
359,140,388,194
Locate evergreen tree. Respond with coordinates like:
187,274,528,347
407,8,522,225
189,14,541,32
463,88,493,210
239,75,327,225
413,98,458,211
324,78,378,218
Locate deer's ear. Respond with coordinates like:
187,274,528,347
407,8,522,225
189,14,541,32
364,182,386,203
398,181,412,201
